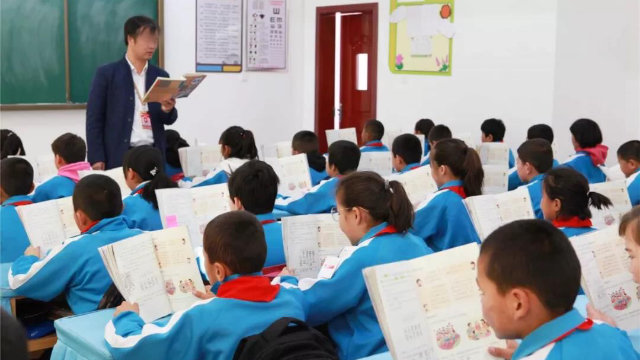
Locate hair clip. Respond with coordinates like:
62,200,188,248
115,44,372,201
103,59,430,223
150,167,158,176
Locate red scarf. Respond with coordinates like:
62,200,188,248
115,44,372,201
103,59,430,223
260,219,276,226
7,200,33,207
442,185,467,199
576,145,608,166
366,141,384,147
552,217,593,228
551,318,594,344
81,220,100,234
217,276,280,302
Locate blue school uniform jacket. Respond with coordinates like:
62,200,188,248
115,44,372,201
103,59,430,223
399,163,422,174
420,151,431,166
183,158,248,188
628,169,640,206
360,141,389,153
411,180,481,250
309,167,329,186
8,216,141,314
104,275,306,360
32,176,76,203
122,182,163,231
524,174,545,219
276,222,432,360
511,309,638,360
564,152,607,184
256,213,285,267
423,142,430,157
508,159,560,191
508,148,515,168
274,177,339,215
0,195,33,263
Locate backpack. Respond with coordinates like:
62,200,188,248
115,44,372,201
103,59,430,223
233,317,339,360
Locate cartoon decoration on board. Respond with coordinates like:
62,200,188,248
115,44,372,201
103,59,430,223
436,323,461,350
610,287,632,311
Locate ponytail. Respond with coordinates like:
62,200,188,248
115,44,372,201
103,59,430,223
543,167,611,220
588,191,613,210
123,146,177,209
433,139,484,197
337,171,414,233
165,130,189,168
219,126,258,160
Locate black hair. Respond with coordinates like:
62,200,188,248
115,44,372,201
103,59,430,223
292,131,326,172
542,167,612,220
480,219,581,315
527,124,554,144
517,139,553,174
204,211,266,274
337,171,414,233
481,118,506,142
328,140,360,175
427,125,452,144
1,309,28,360
414,119,435,136
619,207,640,246
570,118,602,149
165,129,189,169
228,160,279,215
219,126,258,160
124,16,158,46
432,139,484,197
73,175,123,221
122,146,177,209
0,158,33,197
0,129,26,160
51,133,86,164
392,134,422,165
363,120,385,141
617,140,640,162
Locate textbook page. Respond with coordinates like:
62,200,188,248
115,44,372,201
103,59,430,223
358,151,393,177
482,165,509,195
570,227,640,331
325,128,358,146
455,133,477,150
78,168,129,199
276,141,293,158
266,154,313,197
382,129,402,151
178,146,223,177
604,165,626,181
477,143,510,167
11,155,56,184
464,187,535,240
17,197,79,255
282,214,351,279
386,166,438,208
142,74,207,103
589,181,632,229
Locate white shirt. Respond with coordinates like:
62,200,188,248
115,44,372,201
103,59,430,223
126,56,154,147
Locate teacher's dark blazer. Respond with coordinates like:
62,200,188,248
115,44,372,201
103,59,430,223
86,57,178,170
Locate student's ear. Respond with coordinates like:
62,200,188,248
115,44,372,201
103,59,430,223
29,183,35,194
508,288,531,321
551,198,562,215
73,209,93,231
211,262,232,283
221,145,231,158
327,163,338,177
231,197,244,211
54,154,66,169
352,206,367,227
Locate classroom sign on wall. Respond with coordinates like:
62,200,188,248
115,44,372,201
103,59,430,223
196,0,243,73
389,0,455,75
247,0,287,70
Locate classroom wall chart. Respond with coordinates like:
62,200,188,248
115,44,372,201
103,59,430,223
196,0,243,73
247,0,287,70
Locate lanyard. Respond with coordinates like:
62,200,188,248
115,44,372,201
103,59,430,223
132,81,146,106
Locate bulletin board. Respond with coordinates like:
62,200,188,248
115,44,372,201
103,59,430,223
196,0,243,73
389,0,455,76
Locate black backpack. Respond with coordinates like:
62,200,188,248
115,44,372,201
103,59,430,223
233,317,339,360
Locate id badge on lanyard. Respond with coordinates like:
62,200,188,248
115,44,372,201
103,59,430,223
133,81,152,130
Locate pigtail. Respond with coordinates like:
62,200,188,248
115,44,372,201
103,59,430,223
386,180,414,233
123,146,177,209
240,129,258,160
462,147,484,197
587,191,612,211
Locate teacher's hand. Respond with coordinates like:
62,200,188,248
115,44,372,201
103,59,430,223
161,98,176,113
92,162,105,170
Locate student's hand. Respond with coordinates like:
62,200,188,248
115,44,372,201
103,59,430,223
488,340,518,359
161,98,176,113
278,267,291,276
92,162,105,171
587,303,617,327
192,285,214,300
24,246,41,258
114,301,140,317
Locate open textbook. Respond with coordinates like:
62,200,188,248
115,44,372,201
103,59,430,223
11,155,57,184
282,214,351,279
156,184,231,247
588,180,632,229
99,227,205,322
570,226,640,331
364,243,503,360
78,168,130,199
178,145,224,177
16,196,79,255
603,165,626,181
325,128,358,146
386,166,438,208
140,74,207,103
455,133,477,151
265,154,313,197
477,143,510,167
482,165,509,195
464,187,535,240
358,151,393,177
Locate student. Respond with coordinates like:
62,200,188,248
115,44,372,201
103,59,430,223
617,140,640,206
515,139,554,219
414,118,435,156
0,129,26,160
420,124,452,166
391,134,423,173
187,126,258,188
292,130,328,186
274,140,360,215
275,171,433,359
105,211,306,360
411,139,482,250
541,167,612,237
564,118,607,183
0,158,34,263
32,133,91,203
480,118,515,168
228,160,285,268
479,219,637,360
164,129,189,182
508,124,560,190
359,119,389,152
122,146,177,231
9,175,142,314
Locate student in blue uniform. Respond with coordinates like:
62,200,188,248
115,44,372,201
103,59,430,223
32,133,92,202
508,124,560,190
480,118,515,168
0,129,26,160
564,118,608,183
228,160,285,268
541,167,612,237
274,140,360,215
291,130,328,186
617,140,640,206
420,124,452,166
105,211,306,360
515,139,554,219
275,171,432,359
9,175,142,314
480,220,637,360
412,139,482,249
122,145,177,231
164,129,189,182
359,119,389,152
0,158,34,263
391,134,423,173
414,118,435,157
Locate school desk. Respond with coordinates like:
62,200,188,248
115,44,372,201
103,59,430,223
51,309,114,360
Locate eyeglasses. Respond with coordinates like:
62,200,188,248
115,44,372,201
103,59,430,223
330,206,351,221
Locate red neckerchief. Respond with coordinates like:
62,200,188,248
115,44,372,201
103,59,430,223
81,220,100,234
552,217,593,228
410,165,421,171
170,173,185,182
260,219,277,226
442,185,467,199
366,141,384,147
372,224,399,238
134,188,145,195
7,200,33,207
262,264,286,278
216,276,280,302
551,318,594,344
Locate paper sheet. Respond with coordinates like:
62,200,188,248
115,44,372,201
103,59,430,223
386,166,438,208
464,187,535,240
325,128,358,146
358,151,393,177
477,143,510,167
78,168,130,199
266,154,313,197
482,165,509,195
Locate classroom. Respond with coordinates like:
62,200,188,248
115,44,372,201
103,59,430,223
1,0,639,359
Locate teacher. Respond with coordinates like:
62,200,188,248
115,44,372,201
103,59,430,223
86,16,178,170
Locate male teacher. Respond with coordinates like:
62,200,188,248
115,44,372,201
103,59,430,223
86,16,178,170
